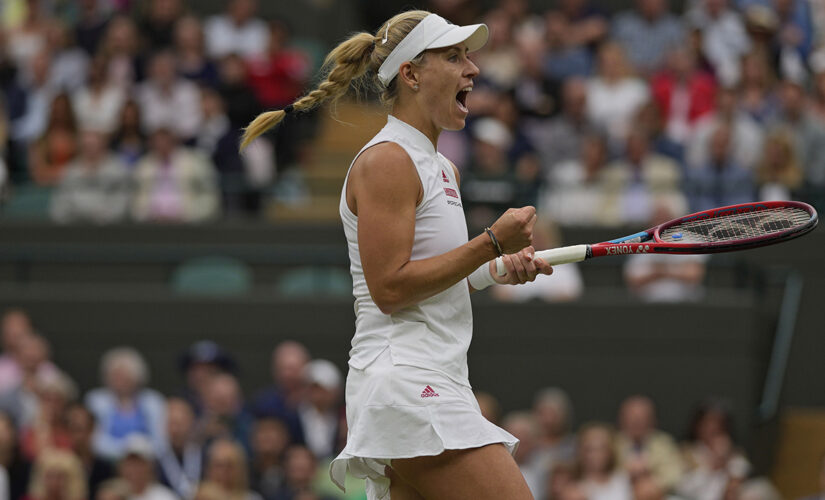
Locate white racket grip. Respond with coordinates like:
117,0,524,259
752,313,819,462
495,245,589,276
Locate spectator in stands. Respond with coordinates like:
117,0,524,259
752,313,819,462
0,97,8,196
199,374,254,454
136,50,201,142
542,11,593,82
797,452,825,500
586,41,650,152
270,445,336,500
72,55,126,135
474,8,522,90
461,117,523,232
131,127,220,223
0,333,60,427
203,439,262,500
74,0,111,57
772,0,815,78
26,448,87,500
191,481,224,500
676,399,751,500
757,127,803,200
650,46,717,145
116,434,178,500
156,398,203,500
173,15,219,89
0,309,35,395
612,0,686,75
85,347,167,461
178,340,237,416
492,218,584,302
98,16,144,89
773,78,825,190
738,49,779,124
0,410,32,500
250,417,290,500
548,0,608,54
245,19,310,111
137,0,184,52
615,395,684,491
20,369,76,461
66,403,115,497
109,99,145,168
502,411,546,499
50,128,131,224
686,122,755,212
298,360,342,461
602,128,684,226
204,0,269,60
95,478,131,500
687,86,764,172
685,0,751,86
574,423,633,499
631,473,668,500
529,77,594,177
546,461,576,500
533,388,576,469
252,341,309,444
5,0,49,74
216,53,262,131
44,19,89,93
475,391,503,425
26,90,77,186
737,478,783,500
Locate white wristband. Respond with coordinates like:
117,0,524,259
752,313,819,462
468,262,497,290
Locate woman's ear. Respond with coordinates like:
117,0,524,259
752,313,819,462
398,61,420,91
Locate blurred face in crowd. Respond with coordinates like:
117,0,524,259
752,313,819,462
709,124,732,164
779,80,805,118
695,409,729,444
473,138,508,173
19,334,49,373
105,360,140,398
119,101,142,132
219,54,247,85
666,47,696,79
2,309,32,354
307,382,338,412
582,135,607,178
705,0,728,17
597,42,628,81
149,51,177,87
284,446,316,489
201,90,225,120
560,484,588,500
619,397,656,443
119,456,152,492
626,130,650,166
579,426,615,476
252,417,290,459
44,464,70,498
638,0,667,20
228,0,257,25
105,17,139,54
31,50,52,86
534,399,567,438
149,129,178,159
272,342,309,393
562,78,588,119
66,405,95,452
166,398,195,449
149,0,181,23
174,16,204,53
503,415,537,464
79,130,108,164
268,20,290,54
715,88,738,118
0,412,16,455
484,9,512,47
633,474,665,500
207,441,245,491
548,465,575,500
205,374,241,416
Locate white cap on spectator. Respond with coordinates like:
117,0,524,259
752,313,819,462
472,118,513,151
120,434,155,461
304,359,342,391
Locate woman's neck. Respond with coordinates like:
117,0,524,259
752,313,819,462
391,104,440,150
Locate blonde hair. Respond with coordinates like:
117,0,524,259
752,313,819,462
240,10,431,150
206,439,250,494
28,449,88,500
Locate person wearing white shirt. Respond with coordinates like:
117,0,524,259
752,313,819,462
298,360,342,460
118,435,180,500
204,0,269,59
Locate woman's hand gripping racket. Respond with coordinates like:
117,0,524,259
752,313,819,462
495,201,818,276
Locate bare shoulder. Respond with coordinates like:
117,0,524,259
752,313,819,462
348,141,422,213
352,142,414,180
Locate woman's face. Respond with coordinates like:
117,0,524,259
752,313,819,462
411,43,479,132
580,427,613,475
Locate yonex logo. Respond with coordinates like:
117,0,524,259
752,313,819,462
421,385,439,398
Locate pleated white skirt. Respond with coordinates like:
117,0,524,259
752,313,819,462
330,347,519,500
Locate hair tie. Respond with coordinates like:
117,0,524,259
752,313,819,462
283,104,294,114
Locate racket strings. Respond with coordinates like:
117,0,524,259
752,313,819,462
660,207,811,244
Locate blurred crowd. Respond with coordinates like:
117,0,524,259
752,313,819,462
0,0,823,224
2,307,823,500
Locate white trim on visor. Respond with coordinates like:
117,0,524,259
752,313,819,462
377,14,489,86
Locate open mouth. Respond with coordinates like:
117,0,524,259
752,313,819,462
456,87,471,113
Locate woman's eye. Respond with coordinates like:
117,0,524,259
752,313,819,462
449,55,458,62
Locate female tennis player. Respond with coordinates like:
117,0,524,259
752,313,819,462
241,10,552,500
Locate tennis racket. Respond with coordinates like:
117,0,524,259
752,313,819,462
495,201,818,275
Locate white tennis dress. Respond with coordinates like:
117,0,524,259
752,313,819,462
330,115,518,499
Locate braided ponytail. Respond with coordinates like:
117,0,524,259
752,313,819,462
239,10,430,151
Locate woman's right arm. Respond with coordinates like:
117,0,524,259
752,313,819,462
348,143,538,314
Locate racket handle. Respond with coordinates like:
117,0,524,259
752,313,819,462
495,245,588,276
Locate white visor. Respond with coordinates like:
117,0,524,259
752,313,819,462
377,13,489,86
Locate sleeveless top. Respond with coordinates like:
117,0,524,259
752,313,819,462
339,115,473,386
